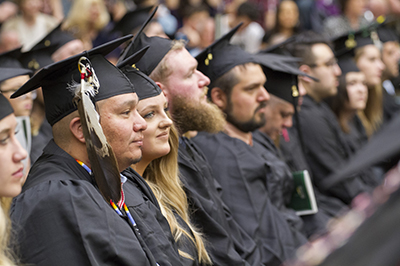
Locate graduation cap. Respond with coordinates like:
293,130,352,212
196,23,256,87
377,25,398,43
0,47,25,68
322,113,400,189
332,27,376,57
118,46,162,100
11,35,134,126
337,50,360,75
253,53,317,106
259,36,296,56
118,6,173,76
112,6,154,36
18,23,76,71
0,94,14,121
0,48,32,82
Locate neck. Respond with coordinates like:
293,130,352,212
305,89,322,103
131,159,150,176
23,13,36,25
224,122,253,146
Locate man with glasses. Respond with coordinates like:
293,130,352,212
288,31,372,205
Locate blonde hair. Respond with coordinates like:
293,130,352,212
143,120,211,264
354,47,383,137
0,198,16,266
63,0,110,39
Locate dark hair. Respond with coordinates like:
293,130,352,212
236,2,260,22
338,0,349,13
209,64,243,100
287,31,332,65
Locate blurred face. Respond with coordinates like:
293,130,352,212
382,41,400,79
20,0,42,17
345,71,368,111
145,22,168,39
278,0,299,30
308,43,342,101
356,45,385,86
261,95,294,141
224,64,270,132
98,93,147,172
137,94,172,162
0,113,28,197
52,39,85,62
1,75,33,117
162,48,210,108
346,0,368,16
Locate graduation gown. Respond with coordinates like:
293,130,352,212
123,167,201,266
11,140,181,266
279,126,348,218
178,137,264,266
30,119,52,164
298,96,371,204
192,132,308,264
253,130,330,237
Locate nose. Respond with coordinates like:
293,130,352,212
283,116,293,129
259,86,270,102
133,110,147,132
12,136,28,163
333,62,342,76
160,112,173,129
197,70,210,88
377,59,385,72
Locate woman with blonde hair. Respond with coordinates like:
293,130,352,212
120,63,211,265
0,93,28,266
63,0,110,50
354,38,385,137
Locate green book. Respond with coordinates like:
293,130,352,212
287,170,318,216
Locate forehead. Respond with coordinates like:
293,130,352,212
166,48,197,75
99,92,138,109
311,43,334,62
360,44,380,57
138,93,166,109
1,75,30,89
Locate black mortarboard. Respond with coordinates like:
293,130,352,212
0,94,14,120
322,113,400,189
253,53,317,105
118,6,173,76
18,23,76,71
11,35,134,126
196,23,256,86
377,26,398,43
112,6,154,36
118,46,161,100
0,47,25,68
332,27,375,57
0,68,32,83
337,51,359,75
259,36,296,56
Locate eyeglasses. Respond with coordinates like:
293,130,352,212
308,58,338,69
1,89,37,100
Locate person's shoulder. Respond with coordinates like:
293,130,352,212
37,13,58,28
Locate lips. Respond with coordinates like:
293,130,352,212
157,131,169,139
12,167,24,179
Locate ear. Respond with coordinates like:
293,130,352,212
210,87,227,110
69,117,85,144
298,64,314,83
156,81,169,100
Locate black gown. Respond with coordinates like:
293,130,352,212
253,130,330,237
192,132,308,264
298,96,371,204
11,140,182,266
178,137,264,266
279,126,348,218
30,119,52,164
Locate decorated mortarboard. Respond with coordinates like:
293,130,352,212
118,6,173,76
11,35,134,126
0,47,25,68
0,94,14,120
112,6,154,36
118,46,162,100
196,23,256,86
18,23,76,71
253,53,317,106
